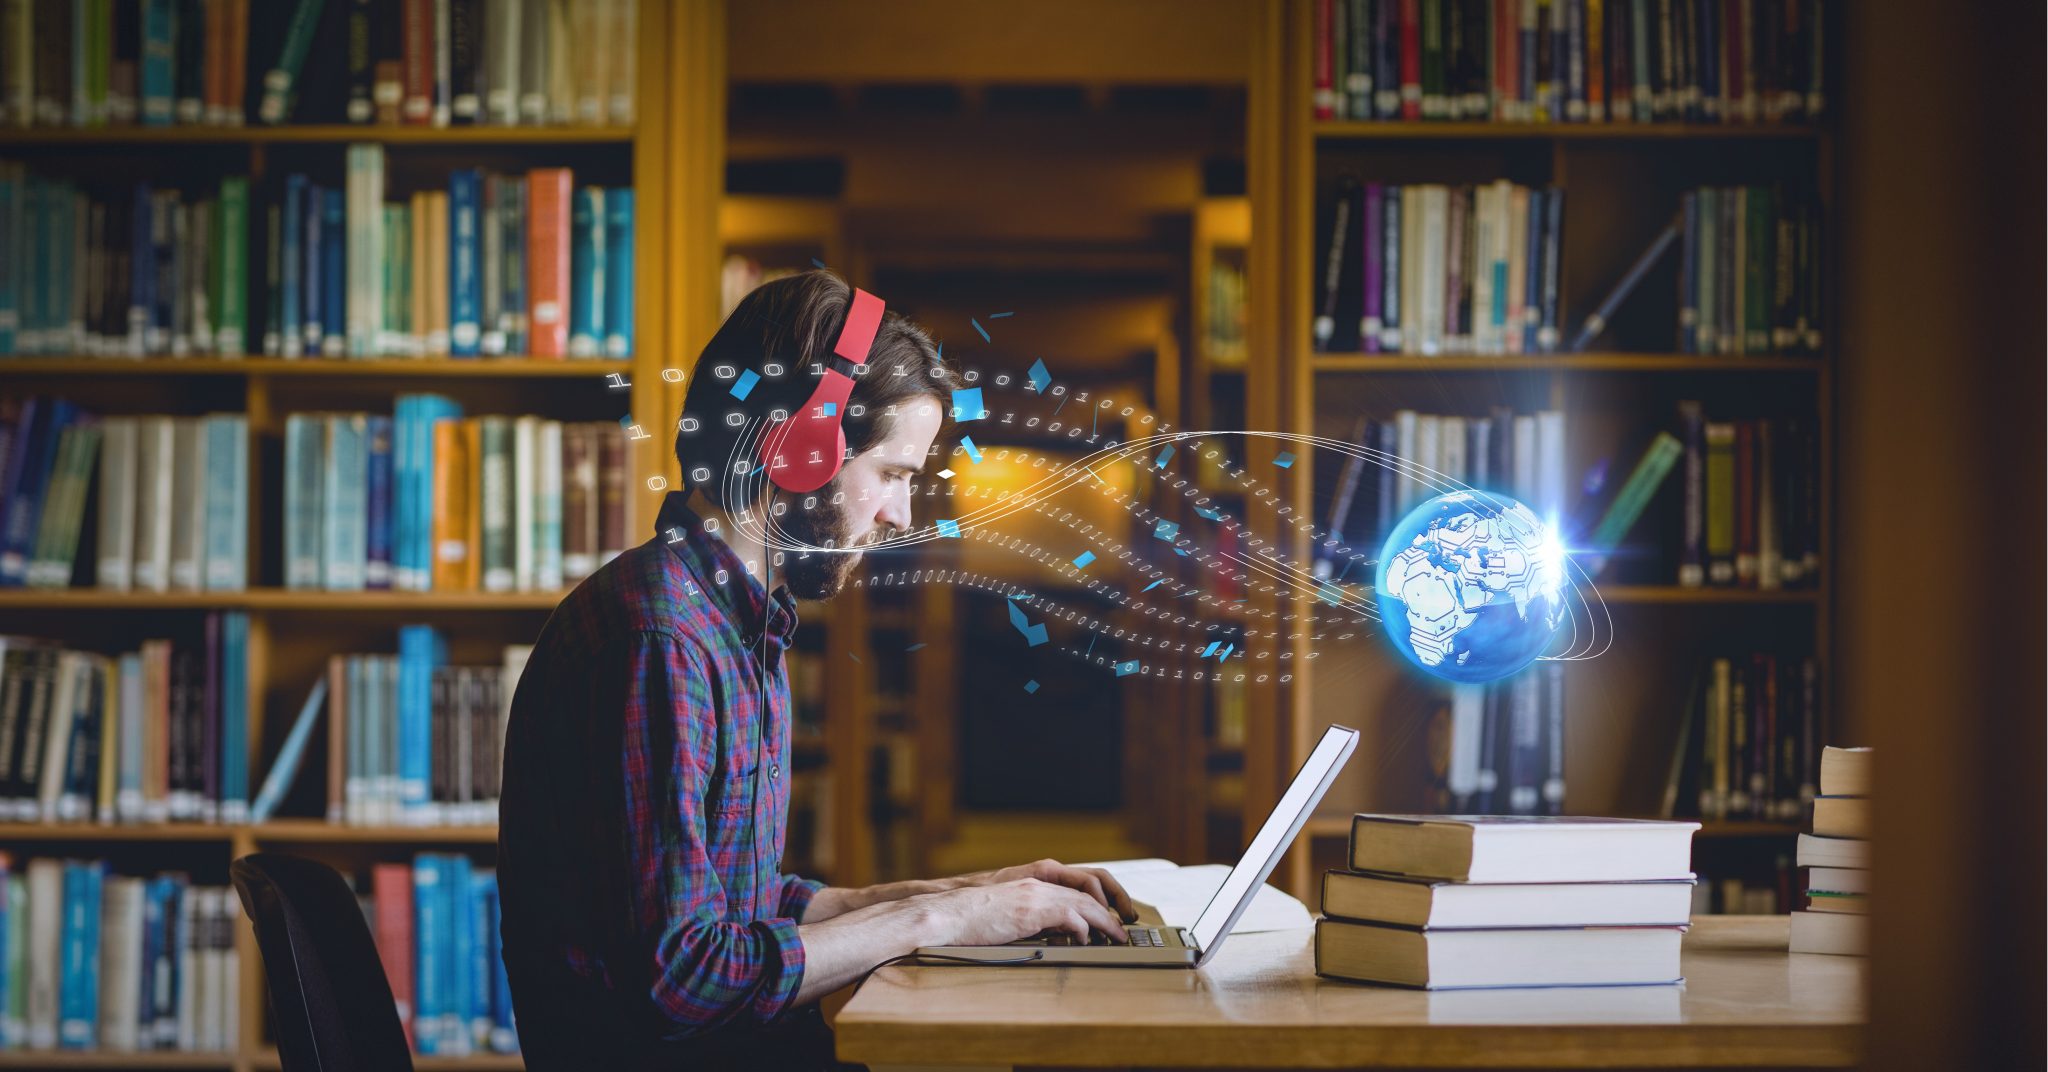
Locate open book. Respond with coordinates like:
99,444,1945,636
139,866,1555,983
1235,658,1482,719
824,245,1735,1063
1076,858,1313,934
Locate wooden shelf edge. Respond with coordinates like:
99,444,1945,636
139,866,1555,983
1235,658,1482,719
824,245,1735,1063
0,357,632,377
0,589,570,610
1310,353,1824,373
0,125,634,145
1313,120,1824,140
249,1050,525,1071
0,1051,235,1067
0,820,501,844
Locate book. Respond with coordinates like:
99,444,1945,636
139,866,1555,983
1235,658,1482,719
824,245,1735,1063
247,675,327,822
1804,867,1868,896
1314,918,1685,988
1818,745,1869,797
1347,815,1700,883
1320,870,1696,928
524,167,570,358
1794,833,1866,870
1787,908,1865,956
1809,795,1867,840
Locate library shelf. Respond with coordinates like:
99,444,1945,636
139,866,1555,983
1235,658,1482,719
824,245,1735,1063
0,821,501,845
1313,121,1823,141
0,590,569,611
0,357,632,378
0,125,634,146
251,1051,526,1071
1309,353,1824,374
0,823,241,842
0,1052,235,1069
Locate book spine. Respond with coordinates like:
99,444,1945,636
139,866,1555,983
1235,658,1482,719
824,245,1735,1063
448,0,478,123
323,187,346,355
259,0,326,124
282,413,321,589
321,414,368,590
365,415,394,589
1312,0,1334,119
1397,0,1420,119
347,0,375,121
566,185,604,357
279,176,304,357
413,854,443,1053
535,419,563,589
1379,184,1401,350
402,0,432,123
1311,178,1352,352
448,169,482,355
596,421,625,562
373,862,415,1047
603,187,633,357
1733,419,1756,586
1703,418,1734,585
525,168,569,358
346,144,385,357
202,415,246,590
477,416,512,591
479,175,503,353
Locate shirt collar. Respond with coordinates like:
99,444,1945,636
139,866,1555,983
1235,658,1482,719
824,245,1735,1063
655,491,800,651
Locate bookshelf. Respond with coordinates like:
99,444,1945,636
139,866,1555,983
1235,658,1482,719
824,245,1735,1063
0,2,722,1069
1245,0,1837,911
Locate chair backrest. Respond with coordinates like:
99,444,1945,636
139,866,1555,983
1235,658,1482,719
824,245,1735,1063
231,853,414,1072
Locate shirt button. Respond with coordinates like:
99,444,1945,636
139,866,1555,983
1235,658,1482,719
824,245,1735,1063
769,763,781,780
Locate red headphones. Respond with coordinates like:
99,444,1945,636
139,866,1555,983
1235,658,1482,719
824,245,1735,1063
755,287,886,494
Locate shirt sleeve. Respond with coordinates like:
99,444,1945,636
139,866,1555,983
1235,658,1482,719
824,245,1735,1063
612,631,809,1037
777,874,827,922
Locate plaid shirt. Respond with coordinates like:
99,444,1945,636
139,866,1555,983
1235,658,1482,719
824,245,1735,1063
499,491,824,1069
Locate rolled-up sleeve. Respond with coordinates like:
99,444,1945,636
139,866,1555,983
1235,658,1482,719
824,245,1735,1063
612,631,808,1036
777,874,827,922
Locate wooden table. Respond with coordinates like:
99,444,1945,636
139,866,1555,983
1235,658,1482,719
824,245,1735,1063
834,916,1864,1069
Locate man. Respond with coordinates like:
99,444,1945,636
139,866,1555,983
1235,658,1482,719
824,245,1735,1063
499,271,1136,1070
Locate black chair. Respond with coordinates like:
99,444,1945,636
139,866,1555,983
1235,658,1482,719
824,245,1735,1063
231,853,416,1072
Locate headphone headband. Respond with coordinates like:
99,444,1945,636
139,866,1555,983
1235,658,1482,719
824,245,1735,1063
757,287,887,494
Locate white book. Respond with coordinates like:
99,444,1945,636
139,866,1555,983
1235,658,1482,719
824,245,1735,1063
116,653,145,822
575,0,606,124
1795,833,1868,870
1316,919,1684,989
1438,416,1466,483
132,416,176,592
1413,414,1440,502
485,0,523,124
1806,866,1870,896
546,0,574,124
562,424,598,579
1346,815,1702,884
1418,186,1447,355
1321,871,1697,929
433,0,453,126
169,417,209,591
1072,858,1312,934
513,416,538,590
347,144,386,357
519,0,551,123
36,652,81,822
1393,409,1418,513
1511,415,1537,504
536,420,564,589
24,859,61,1049
609,0,636,124
95,417,139,591
98,876,145,1051
220,936,240,1060
1788,909,1866,956
1536,410,1566,522
1469,185,1496,355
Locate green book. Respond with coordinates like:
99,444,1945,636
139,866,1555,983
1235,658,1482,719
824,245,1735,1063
478,416,514,592
1704,422,1736,585
214,177,249,356
383,204,410,355
1586,431,1684,577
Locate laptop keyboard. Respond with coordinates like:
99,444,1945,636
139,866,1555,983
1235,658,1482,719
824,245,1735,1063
1127,926,1166,947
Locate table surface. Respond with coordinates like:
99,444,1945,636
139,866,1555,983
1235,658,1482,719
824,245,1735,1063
834,915,1865,1069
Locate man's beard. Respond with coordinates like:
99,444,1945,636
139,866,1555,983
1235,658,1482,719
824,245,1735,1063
777,486,880,600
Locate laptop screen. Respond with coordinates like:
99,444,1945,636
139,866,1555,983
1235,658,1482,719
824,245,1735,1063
1188,725,1359,956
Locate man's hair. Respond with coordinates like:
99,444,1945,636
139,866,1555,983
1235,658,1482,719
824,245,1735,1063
677,270,957,508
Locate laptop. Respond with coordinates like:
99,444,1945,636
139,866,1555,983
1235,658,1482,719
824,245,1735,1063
916,724,1359,968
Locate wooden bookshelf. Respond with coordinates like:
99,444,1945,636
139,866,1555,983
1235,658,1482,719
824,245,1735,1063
1247,0,1839,907
0,126,635,146
0,357,632,378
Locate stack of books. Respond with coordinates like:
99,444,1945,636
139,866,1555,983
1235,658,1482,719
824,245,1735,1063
1790,746,1869,956
361,854,518,1058
1315,815,1699,989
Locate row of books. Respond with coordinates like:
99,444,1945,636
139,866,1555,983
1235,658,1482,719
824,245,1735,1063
1315,815,1698,988
1428,666,1568,815
0,619,252,826
1314,407,1568,578
360,854,518,1056
1312,0,1824,125
1314,179,1565,355
1789,746,1867,955
0,0,637,130
0,157,634,359
1677,186,1823,356
1664,650,1819,823
0,858,237,1053
1680,407,1818,589
283,406,630,593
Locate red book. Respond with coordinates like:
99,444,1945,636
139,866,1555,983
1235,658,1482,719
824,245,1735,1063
372,863,415,1048
402,0,433,124
203,0,226,124
1313,0,1334,119
225,0,249,125
527,168,574,358
1398,0,1421,120
1495,0,1518,121
1586,0,1605,121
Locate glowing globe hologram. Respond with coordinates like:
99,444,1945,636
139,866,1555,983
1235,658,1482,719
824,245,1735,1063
1375,491,1568,684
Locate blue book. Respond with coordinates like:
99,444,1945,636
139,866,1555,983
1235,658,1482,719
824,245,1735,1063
445,854,474,1055
281,176,305,357
414,855,445,1055
0,164,21,354
397,626,446,820
57,861,101,1048
140,0,175,125
364,415,394,589
137,875,161,1042
322,188,345,356
203,414,248,590
603,189,634,357
249,675,328,822
393,396,416,590
154,876,183,1047
567,186,605,357
320,415,367,590
1522,189,1545,352
468,871,495,1049
0,398,74,586
221,611,250,820
487,876,516,1052
129,184,155,355
283,414,323,588
302,182,325,356
449,170,483,356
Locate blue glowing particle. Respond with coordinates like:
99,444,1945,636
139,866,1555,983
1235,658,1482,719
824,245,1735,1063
951,387,984,421
730,369,760,400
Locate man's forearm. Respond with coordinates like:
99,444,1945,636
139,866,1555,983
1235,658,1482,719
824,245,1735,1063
790,896,944,1004
802,878,956,922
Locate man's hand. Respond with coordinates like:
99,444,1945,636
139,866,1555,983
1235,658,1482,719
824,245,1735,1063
944,858,1139,924
920,877,1131,947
